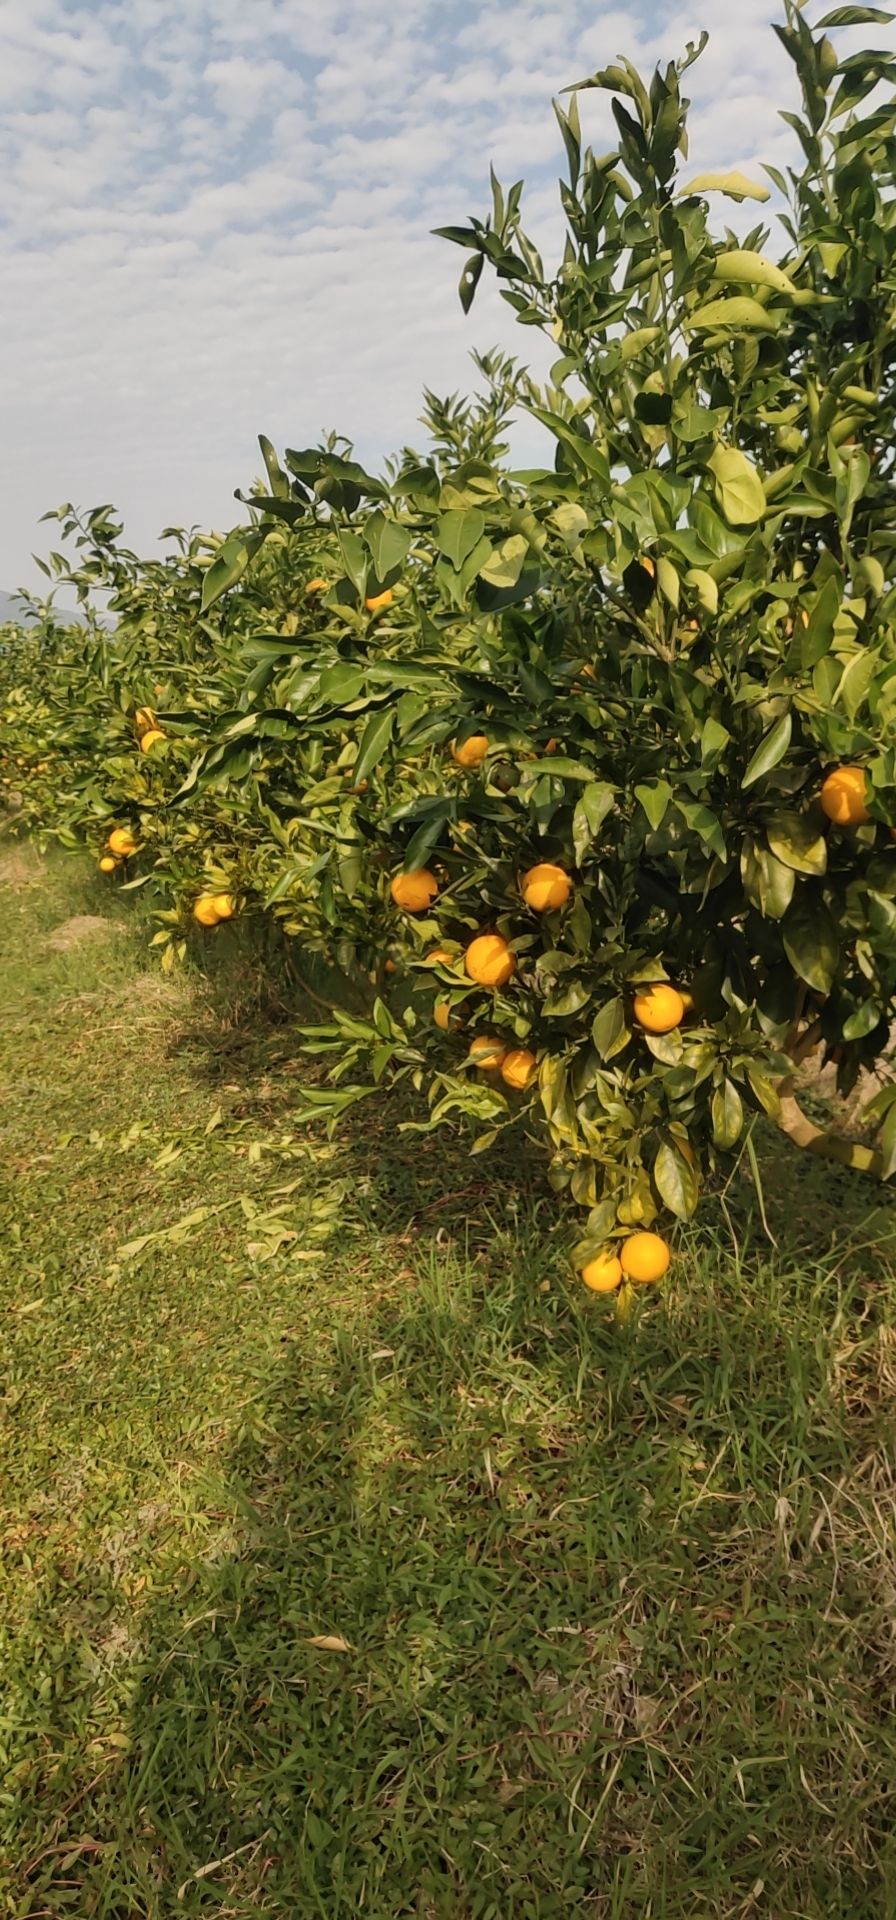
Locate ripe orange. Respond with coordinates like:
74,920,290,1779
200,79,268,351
620,1231,670,1283
210,893,235,919
139,729,165,753
134,707,155,735
501,1047,536,1090
468,1034,507,1069
425,948,455,967
365,589,393,613
305,577,328,594
193,895,221,927
820,765,870,827
465,933,516,988
641,555,656,579
107,828,137,857
633,984,685,1034
434,998,463,1032
579,663,596,680
581,1250,623,1293
451,734,489,769
99,855,118,873
390,868,438,912
521,863,571,912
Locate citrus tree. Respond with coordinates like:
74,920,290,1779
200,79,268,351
5,3,896,1306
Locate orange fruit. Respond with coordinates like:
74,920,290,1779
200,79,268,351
521,863,571,912
134,707,155,735
581,1250,623,1293
641,555,656,578
425,948,455,967
468,1035,507,1069
465,933,516,989
620,1231,670,1284
365,589,393,613
579,663,596,680
98,855,118,873
451,734,489,769
633,984,685,1034
434,998,463,1032
107,828,137,857
193,895,221,927
820,765,870,827
139,729,165,753
305,577,328,594
501,1047,536,1090
210,893,235,919
390,868,438,912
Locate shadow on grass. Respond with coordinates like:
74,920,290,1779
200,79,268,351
167,915,896,1280
52,1202,896,1919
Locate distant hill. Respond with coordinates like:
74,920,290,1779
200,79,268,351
0,590,89,628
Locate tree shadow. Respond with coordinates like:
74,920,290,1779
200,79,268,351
162,932,896,1281
47,1218,896,1919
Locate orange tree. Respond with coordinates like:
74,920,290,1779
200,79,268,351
6,6,896,1297
194,6,896,1287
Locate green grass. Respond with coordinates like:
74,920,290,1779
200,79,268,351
2,845,895,1918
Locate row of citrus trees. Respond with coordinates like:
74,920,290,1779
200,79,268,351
3,4,896,1308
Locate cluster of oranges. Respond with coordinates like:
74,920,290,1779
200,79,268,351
98,825,137,873
382,743,895,1303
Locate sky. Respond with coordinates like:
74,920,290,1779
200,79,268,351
0,0,890,595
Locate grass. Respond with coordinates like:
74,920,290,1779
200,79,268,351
1,844,895,1918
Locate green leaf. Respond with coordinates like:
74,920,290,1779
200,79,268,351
708,446,766,526
712,1079,744,1150
817,6,893,24
740,840,795,919
572,782,615,860
364,511,411,581
435,508,486,569
766,809,828,876
653,1140,699,1220
635,780,672,831
685,568,719,614
258,434,289,500
478,534,529,590
711,250,797,295
688,296,779,332
741,711,792,789
800,576,841,666
591,996,629,1061
679,170,771,202
353,707,395,785
782,890,840,994
201,535,254,611
842,998,882,1041
745,1063,782,1119
336,529,368,596
655,556,680,608
543,978,593,1017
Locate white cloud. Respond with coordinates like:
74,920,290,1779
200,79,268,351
0,0,893,591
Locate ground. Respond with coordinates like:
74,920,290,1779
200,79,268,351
1,846,895,1918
